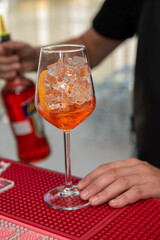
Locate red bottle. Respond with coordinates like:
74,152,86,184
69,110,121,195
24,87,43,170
1,75,51,163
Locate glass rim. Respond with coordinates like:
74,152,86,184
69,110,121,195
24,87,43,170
41,44,86,53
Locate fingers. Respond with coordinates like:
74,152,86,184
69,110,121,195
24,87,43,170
88,174,143,206
0,55,19,64
78,159,160,208
0,61,20,73
0,71,17,80
79,166,134,199
78,164,110,190
0,42,15,55
0,44,21,79
0,57,20,79
1,41,27,52
109,183,155,208
78,158,140,190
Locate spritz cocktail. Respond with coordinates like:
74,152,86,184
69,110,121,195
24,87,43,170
35,44,96,210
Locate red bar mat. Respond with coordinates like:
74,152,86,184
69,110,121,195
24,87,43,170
0,159,160,240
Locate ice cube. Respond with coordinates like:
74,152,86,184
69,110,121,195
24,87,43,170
45,90,69,110
72,56,87,66
48,65,58,76
42,55,93,108
47,58,62,76
42,74,52,91
67,79,93,104
65,55,86,67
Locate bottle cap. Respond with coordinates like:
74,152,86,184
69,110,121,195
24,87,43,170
0,15,11,42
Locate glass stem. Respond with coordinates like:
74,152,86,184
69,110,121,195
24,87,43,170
63,131,73,189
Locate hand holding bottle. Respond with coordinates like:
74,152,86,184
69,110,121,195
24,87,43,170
0,41,40,80
0,15,39,80
0,42,20,79
0,15,50,163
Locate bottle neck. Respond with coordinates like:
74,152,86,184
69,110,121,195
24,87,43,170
6,70,23,82
3,74,34,93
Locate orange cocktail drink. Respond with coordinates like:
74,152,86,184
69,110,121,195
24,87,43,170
37,56,96,131
39,100,95,131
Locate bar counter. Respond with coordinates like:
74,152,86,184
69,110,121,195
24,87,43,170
0,158,160,240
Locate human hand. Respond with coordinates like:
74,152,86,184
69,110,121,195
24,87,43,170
0,41,40,80
77,158,160,208
0,41,20,79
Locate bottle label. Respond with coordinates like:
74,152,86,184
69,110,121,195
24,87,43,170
11,96,45,137
21,96,36,117
21,96,44,137
12,120,32,136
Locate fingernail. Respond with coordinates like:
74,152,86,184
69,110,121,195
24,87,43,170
81,189,89,199
77,181,83,189
109,199,120,207
110,199,117,204
90,196,99,204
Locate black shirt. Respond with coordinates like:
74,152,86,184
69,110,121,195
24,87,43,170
93,0,160,167
93,0,143,39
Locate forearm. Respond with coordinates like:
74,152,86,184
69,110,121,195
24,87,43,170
56,27,123,68
1,27,123,77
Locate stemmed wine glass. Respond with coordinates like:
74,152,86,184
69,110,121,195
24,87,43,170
35,44,96,210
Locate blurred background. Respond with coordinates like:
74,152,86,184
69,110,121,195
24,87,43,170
0,0,137,177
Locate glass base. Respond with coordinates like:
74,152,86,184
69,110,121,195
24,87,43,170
44,185,89,210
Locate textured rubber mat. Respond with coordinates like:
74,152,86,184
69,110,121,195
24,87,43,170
0,158,160,240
